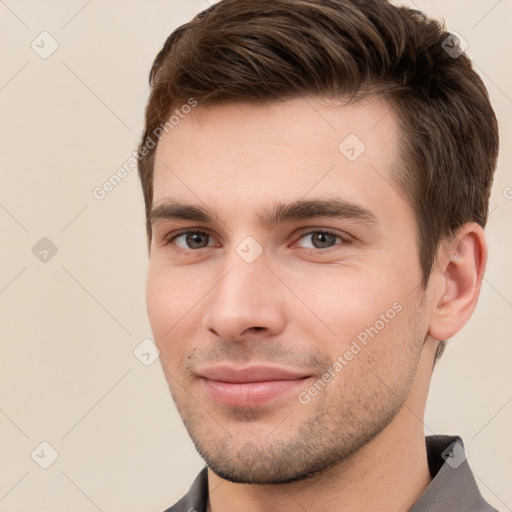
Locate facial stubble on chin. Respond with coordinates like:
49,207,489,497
173,374,407,485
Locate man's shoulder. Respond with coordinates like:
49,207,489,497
162,467,208,512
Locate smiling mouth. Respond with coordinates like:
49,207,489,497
196,364,313,407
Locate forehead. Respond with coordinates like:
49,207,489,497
152,96,407,221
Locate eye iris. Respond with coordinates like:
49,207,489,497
312,232,336,248
186,232,208,248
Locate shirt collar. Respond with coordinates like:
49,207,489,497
410,435,496,511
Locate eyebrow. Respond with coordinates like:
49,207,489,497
149,198,379,230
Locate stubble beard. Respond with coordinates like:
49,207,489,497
174,367,410,485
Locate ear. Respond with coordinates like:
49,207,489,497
428,223,487,341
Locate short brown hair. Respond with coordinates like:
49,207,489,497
137,0,499,359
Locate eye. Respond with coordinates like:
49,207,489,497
296,231,343,250
171,231,213,249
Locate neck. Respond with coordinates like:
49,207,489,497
207,342,436,512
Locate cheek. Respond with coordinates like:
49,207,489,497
146,280,191,377
145,263,203,347
146,266,172,338
289,269,398,344
293,272,422,381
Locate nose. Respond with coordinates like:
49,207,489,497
202,251,287,342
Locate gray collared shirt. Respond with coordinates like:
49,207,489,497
163,435,500,511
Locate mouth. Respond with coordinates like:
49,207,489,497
196,365,313,407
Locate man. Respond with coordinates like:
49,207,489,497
137,0,500,510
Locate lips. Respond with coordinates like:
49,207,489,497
197,365,312,407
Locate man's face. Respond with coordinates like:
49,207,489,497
146,97,431,484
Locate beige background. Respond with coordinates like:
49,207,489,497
0,1,511,511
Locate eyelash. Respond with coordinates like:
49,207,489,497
163,228,352,252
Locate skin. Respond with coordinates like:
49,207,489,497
146,96,487,512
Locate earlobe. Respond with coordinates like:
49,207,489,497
428,223,487,341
